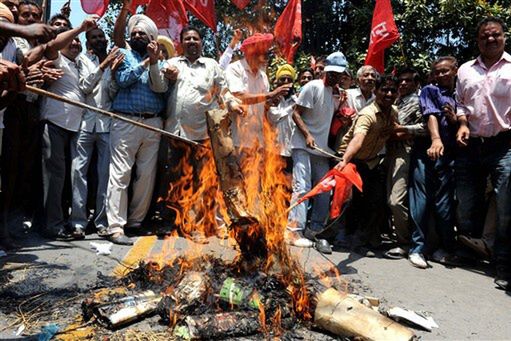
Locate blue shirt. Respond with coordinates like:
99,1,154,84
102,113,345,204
419,84,457,148
111,48,165,115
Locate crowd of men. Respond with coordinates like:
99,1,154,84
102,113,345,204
0,0,509,292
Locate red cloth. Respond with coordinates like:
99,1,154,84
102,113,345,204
232,0,250,10
240,33,273,55
295,164,363,219
364,0,400,73
184,0,216,32
80,0,109,17
274,0,302,63
146,0,188,50
330,105,356,136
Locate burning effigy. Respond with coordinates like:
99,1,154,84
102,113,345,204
79,108,414,340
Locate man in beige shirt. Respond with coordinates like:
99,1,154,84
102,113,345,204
336,75,401,256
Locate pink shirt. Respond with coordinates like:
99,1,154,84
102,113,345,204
456,52,511,137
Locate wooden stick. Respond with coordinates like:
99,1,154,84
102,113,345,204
26,85,206,149
312,145,343,161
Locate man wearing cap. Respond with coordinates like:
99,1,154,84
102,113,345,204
225,33,291,155
106,14,167,245
267,63,297,172
286,52,346,248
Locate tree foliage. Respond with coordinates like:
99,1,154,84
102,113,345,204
99,0,511,76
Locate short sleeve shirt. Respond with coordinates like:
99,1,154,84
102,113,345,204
338,101,398,168
291,79,339,155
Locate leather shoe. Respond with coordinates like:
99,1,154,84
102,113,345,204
72,228,86,240
108,233,134,245
495,265,511,290
315,239,333,254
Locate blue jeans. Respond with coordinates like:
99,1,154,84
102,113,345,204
455,135,511,266
409,140,456,255
287,149,330,232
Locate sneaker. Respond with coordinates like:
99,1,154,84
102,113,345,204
409,253,428,269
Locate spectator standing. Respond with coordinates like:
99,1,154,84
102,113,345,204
106,15,166,245
384,67,426,259
408,57,459,268
70,28,122,238
346,65,378,113
455,17,511,290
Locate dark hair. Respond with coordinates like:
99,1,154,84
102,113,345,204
375,74,398,90
299,68,314,77
397,66,420,83
48,14,72,29
476,16,507,36
19,0,42,11
431,56,458,69
180,26,202,42
85,27,105,41
314,56,327,65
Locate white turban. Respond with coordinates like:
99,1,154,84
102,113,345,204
128,14,158,41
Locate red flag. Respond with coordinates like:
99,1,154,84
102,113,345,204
183,0,216,32
129,0,151,13
295,164,363,219
274,0,302,63
232,0,250,9
364,0,400,73
81,0,109,17
146,0,188,45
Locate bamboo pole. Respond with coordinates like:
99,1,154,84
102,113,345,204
26,85,206,148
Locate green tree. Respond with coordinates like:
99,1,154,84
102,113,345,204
99,0,511,76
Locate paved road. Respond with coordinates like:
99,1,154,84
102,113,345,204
1,232,510,339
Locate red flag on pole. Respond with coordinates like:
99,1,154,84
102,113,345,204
274,0,302,63
80,0,109,17
294,164,363,219
364,0,400,73
232,0,250,10
183,0,216,32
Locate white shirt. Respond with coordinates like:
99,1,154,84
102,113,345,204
164,56,229,141
41,53,85,132
225,58,269,149
12,37,38,103
79,53,113,133
267,95,296,157
347,87,374,114
291,79,339,155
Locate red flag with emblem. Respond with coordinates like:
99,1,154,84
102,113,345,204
80,0,109,17
364,0,400,73
232,0,250,10
294,164,363,219
274,0,302,63
184,0,216,31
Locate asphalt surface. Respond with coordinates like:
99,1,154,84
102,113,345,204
1,231,510,340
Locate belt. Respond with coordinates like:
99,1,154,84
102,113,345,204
471,130,511,145
117,111,159,119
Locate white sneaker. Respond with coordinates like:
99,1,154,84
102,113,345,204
409,253,428,269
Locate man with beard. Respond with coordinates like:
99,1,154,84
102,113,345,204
455,17,511,290
69,28,124,238
149,26,243,242
106,14,166,245
286,52,347,252
335,75,401,257
39,17,98,240
346,65,378,113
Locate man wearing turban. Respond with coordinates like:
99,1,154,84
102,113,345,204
105,14,167,245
